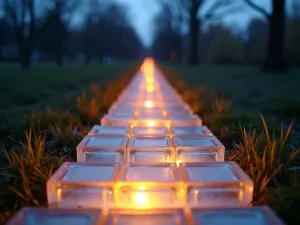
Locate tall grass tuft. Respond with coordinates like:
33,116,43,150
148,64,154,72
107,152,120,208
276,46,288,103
1,126,64,216
228,114,300,204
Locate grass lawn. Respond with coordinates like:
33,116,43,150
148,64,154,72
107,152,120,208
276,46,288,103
0,61,139,143
162,63,300,132
0,61,137,111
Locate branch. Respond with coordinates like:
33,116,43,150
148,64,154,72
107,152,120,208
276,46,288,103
243,0,271,19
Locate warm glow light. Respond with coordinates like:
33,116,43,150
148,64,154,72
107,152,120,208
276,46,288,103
176,160,183,166
145,76,154,84
146,85,154,92
134,192,148,206
144,100,153,108
147,121,155,127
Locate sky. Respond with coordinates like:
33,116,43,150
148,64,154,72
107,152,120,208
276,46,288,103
114,0,281,47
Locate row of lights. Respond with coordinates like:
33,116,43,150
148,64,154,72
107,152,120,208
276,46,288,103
7,58,285,225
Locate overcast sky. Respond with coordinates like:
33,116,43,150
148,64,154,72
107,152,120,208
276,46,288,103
115,0,297,47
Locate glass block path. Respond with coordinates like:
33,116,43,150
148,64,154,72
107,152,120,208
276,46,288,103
7,58,285,225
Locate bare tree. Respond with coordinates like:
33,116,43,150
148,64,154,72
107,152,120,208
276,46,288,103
243,0,287,72
42,0,77,66
166,0,240,66
3,0,35,68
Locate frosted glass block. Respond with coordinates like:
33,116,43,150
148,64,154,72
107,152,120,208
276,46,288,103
170,126,213,136
179,162,253,208
169,115,202,126
77,136,128,162
190,206,285,225
101,114,135,126
116,164,184,208
128,136,173,148
47,162,121,208
7,207,102,225
132,119,170,127
173,136,224,162
104,209,188,225
128,148,174,163
165,109,193,117
88,125,130,136
132,126,169,136
137,110,166,117
109,107,137,114
110,112,136,117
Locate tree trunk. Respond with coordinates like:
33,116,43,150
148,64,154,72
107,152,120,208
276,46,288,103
263,0,287,72
189,7,199,66
20,42,31,69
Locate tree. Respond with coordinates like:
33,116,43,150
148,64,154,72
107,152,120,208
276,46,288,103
171,0,239,66
152,0,184,62
243,0,287,72
246,18,268,63
3,0,35,68
206,25,245,64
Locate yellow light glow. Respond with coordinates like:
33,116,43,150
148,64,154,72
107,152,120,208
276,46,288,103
147,121,155,127
145,77,154,84
134,192,148,206
144,100,153,108
176,160,183,166
146,85,154,92
137,186,146,191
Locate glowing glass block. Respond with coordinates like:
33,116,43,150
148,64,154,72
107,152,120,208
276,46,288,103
165,109,193,117
169,116,202,126
179,162,253,208
190,206,285,225
128,136,173,148
104,209,188,225
109,107,137,114
133,119,169,127
116,164,184,208
128,148,174,163
77,135,128,162
170,126,213,136
132,126,169,136
88,125,130,136
7,207,102,225
47,162,120,208
173,136,224,162
101,114,135,126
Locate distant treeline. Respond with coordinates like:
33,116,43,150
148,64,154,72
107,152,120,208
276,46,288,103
152,17,300,67
0,1,145,68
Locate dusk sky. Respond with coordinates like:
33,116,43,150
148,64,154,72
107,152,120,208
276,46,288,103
115,0,298,47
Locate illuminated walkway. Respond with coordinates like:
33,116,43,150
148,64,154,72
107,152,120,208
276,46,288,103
8,58,284,224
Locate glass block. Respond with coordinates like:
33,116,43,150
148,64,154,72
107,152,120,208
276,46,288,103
173,136,225,162
77,136,128,162
132,119,170,128
132,126,169,136
169,115,202,126
104,209,188,225
170,126,213,136
179,162,253,208
88,125,130,136
109,107,137,115
116,164,184,208
47,162,121,208
190,206,285,225
128,148,174,163
7,207,102,225
101,114,135,126
128,136,173,148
